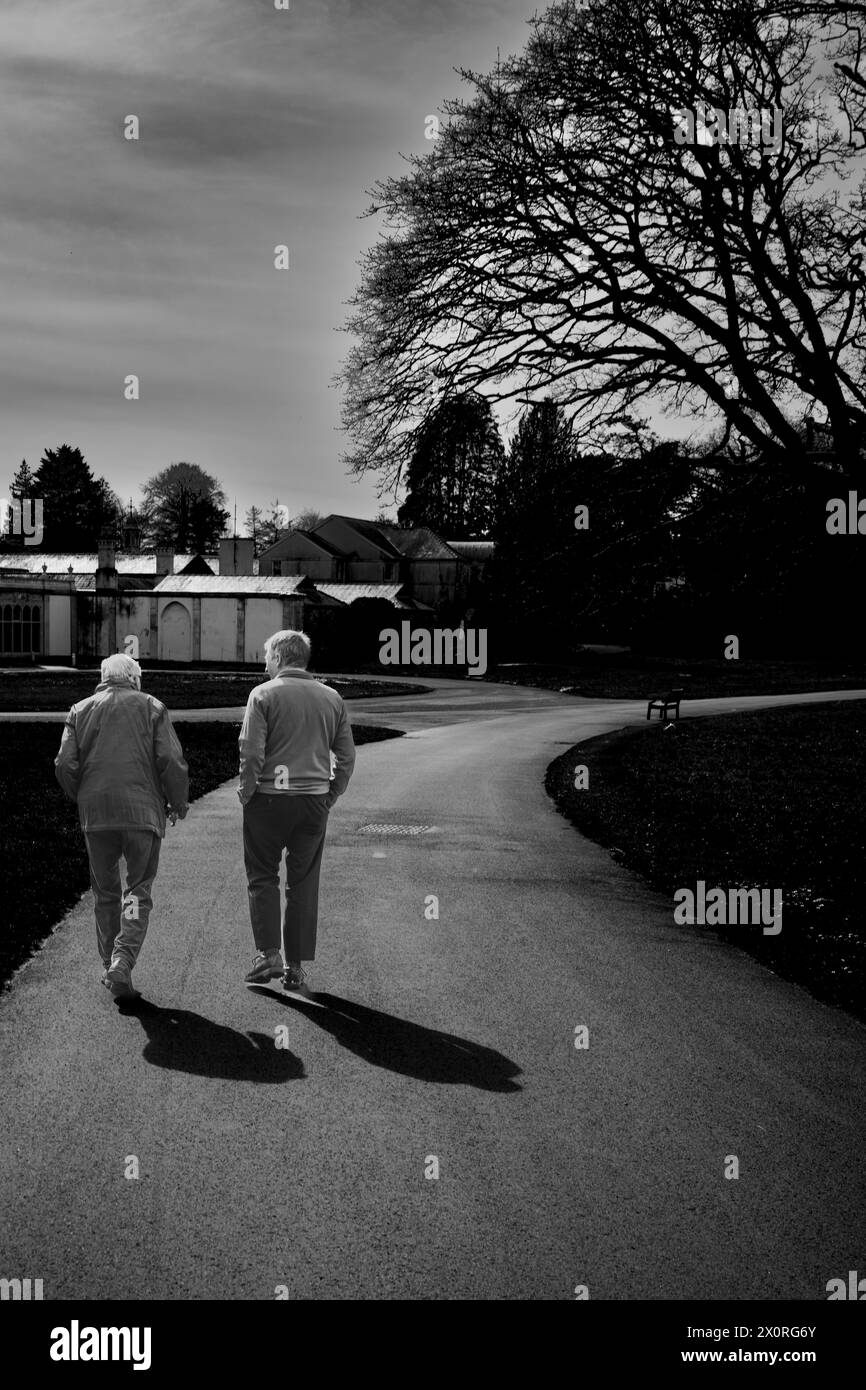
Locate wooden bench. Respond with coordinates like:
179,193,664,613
646,687,684,721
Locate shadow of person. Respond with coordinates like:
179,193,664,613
125,998,304,1082
250,988,522,1092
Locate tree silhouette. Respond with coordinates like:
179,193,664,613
141,463,229,552
341,0,866,486
244,505,264,549
0,460,38,548
291,508,325,532
396,393,503,536
16,446,120,551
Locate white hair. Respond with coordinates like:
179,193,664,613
101,653,142,688
265,630,311,670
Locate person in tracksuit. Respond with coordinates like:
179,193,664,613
239,629,355,991
55,653,189,1000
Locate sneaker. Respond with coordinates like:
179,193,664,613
105,960,140,1000
282,965,306,992
244,950,284,985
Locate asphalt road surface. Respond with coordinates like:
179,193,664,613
1,678,864,1300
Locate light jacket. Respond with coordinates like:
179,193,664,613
238,667,356,805
55,680,189,837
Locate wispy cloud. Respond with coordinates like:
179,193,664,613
0,0,531,517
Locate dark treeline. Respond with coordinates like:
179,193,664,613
3,448,119,553
1,451,229,554
4,398,860,661
338,1,866,661
401,391,862,659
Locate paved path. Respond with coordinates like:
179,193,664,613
1,679,864,1300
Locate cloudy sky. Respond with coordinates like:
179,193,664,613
0,0,536,530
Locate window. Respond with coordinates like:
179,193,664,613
0,601,41,654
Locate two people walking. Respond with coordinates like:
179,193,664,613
54,630,355,1001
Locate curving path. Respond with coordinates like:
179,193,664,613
0,677,864,1300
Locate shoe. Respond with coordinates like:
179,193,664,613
105,960,140,1000
244,950,284,984
282,965,306,992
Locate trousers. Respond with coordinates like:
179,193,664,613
84,827,162,970
242,793,329,961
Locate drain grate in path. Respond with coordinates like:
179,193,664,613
358,823,438,835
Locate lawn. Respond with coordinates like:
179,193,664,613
0,670,429,712
487,655,866,700
545,701,866,1019
0,720,404,990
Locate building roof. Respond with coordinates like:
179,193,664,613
315,582,432,610
0,573,77,593
315,582,402,605
312,515,471,561
374,524,461,560
257,518,480,566
0,553,218,576
150,574,313,596
294,529,344,557
312,516,405,560
256,528,345,564
72,574,159,593
445,540,495,560
177,554,216,575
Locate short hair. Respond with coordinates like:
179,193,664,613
101,653,142,688
265,630,311,670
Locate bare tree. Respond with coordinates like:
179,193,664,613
244,505,264,548
291,508,325,532
340,0,866,487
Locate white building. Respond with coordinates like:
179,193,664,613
125,573,319,664
0,535,428,665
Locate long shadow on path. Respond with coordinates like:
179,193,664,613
252,987,522,1092
124,999,305,1082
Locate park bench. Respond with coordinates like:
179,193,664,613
646,687,684,721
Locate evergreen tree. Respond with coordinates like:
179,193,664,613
10,458,37,499
489,399,580,653
30,445,120,551
1,460,38,548
397,393,503,538
489,402,695,654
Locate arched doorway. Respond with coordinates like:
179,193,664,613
159,601,192,662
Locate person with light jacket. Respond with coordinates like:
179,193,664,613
55,653,189,1000
239,629,355,991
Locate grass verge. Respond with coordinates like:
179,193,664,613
488,655,866,700
545,701,866,1019
0,671,429,712
0,721,403,990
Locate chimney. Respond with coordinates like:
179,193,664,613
97,538,116,573
156,547,174,576
219,536,255,577
95,537,118,601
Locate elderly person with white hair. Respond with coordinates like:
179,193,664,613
54,652,189,1000
239,629,355,989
